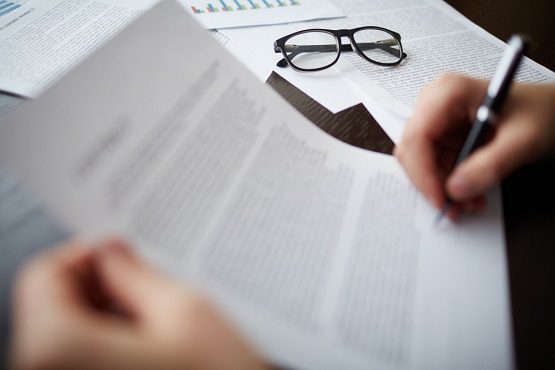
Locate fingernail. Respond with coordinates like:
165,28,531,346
449,173,474,199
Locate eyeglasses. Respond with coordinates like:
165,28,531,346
274,26,407,72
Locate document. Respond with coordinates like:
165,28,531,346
0,0,166,98
330,0,555,117
183,0,344,29
219,0,555,139
0,0,342,99
0,2,513,369
0,94,23,118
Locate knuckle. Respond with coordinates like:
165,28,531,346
436,72,459,84
436,72,463,90
472,153,502,185
436,73,472,97
419,73,468,109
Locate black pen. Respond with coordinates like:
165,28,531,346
436,34,529,224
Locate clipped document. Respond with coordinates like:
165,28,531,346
0,2,513,369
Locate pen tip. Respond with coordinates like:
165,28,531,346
434,202,451,227
434,212,445,227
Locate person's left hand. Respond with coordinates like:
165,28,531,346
10,239,268,370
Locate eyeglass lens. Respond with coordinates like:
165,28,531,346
283,31,339,70
352,29,402,64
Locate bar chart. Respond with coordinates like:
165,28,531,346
186,0,341,30
0,1,24,18
190,0,301,14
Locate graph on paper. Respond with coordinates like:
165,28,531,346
182,0,343,29
0,0,26,18
190,0,301,14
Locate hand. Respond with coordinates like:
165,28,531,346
10,239,267,370
395,74,555,218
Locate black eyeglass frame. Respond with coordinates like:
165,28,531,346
273,26,407,72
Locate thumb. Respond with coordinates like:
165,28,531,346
94,239,179,323
446,124,535,201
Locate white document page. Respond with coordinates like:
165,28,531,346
0,0,337,98
0,2,512,369
0,94,22,118
182,0,344,29
0,0,170,98
328,0,555,117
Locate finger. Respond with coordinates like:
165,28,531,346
397,74,487,208
395,137,444,209
11,242,104,369
396,90,451,208
460,195,486,213
446,121,539,201
94,239,183,323
447,204,460,222
14,241,95,313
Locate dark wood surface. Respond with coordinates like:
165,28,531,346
267,2,555,369
267,73,394,155
446,0,555,72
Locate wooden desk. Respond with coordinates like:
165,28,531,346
267,2,555,369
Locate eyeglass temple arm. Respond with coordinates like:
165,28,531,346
358,40,407,58
275,39,407,68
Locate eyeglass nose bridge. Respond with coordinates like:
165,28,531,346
334,29,352,38
334,30,353,51
333,31,369,61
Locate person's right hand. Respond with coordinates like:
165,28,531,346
395,74,555,218
10,239,268,370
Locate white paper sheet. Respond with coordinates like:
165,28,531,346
0,94,23,118
0,0,164,98
183,0,344,29
314,0,555,117
220,23,362,113
0,0,278,98
0,2,513,369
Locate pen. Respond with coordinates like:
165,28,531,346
436,34,529,224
